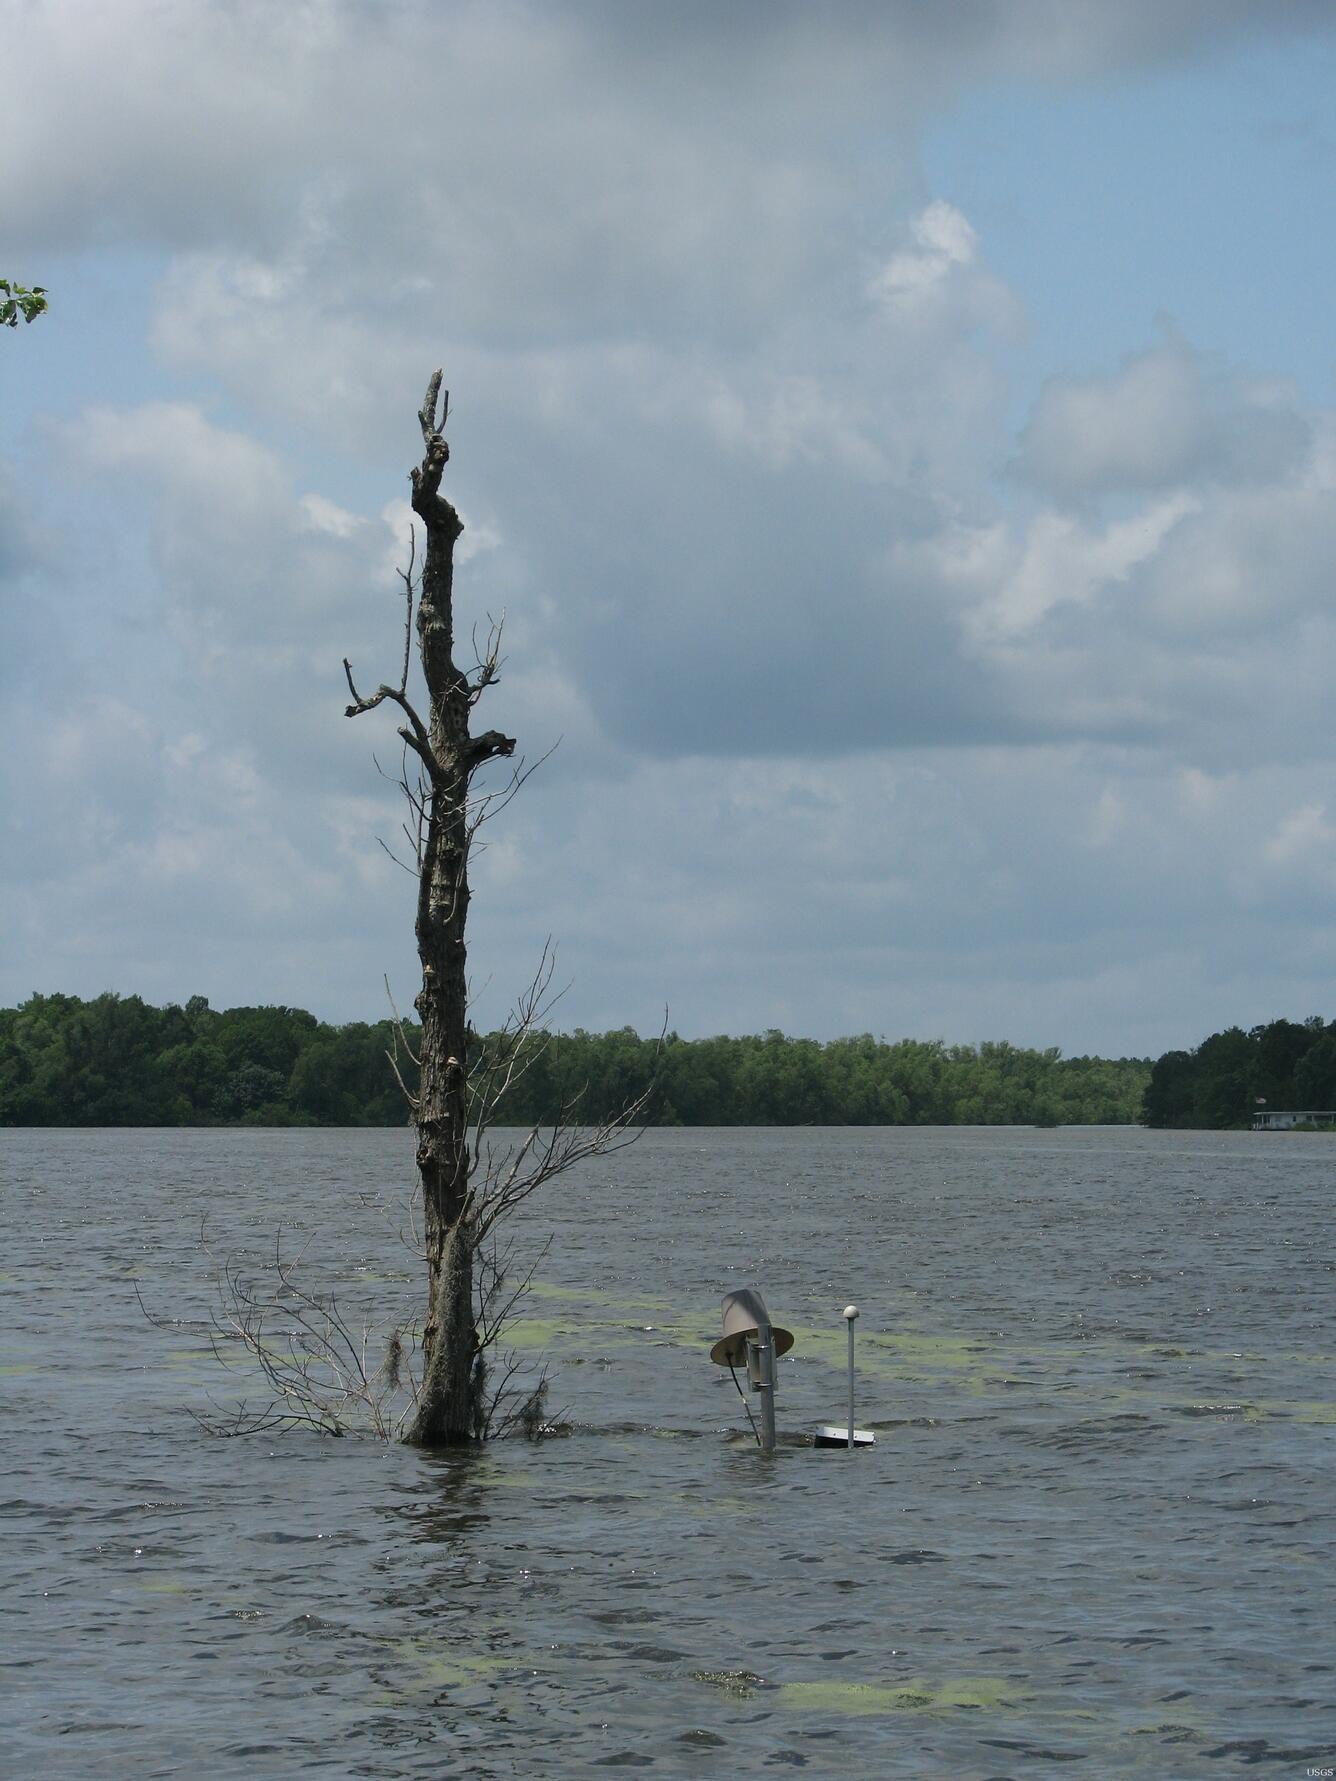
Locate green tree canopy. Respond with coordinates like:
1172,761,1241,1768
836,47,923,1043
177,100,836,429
1142,1015,1336,1127
0,992,1151,1128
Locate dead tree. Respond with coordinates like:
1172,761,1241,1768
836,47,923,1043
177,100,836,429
344,372,651,1447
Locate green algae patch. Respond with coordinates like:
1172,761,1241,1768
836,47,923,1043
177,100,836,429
637,1309,719,1348
793,1324,985,1380
159,1348,222,1383
379,1635,521,1702
525,1281,676,1314
1245,1397,1336,1425
500,1289,736,1355
775,1675,1026,1716
504,1299,708,1351
497,1314,584,1350
404,1649,513,1688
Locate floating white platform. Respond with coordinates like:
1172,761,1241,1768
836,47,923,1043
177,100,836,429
812,1425,875,1447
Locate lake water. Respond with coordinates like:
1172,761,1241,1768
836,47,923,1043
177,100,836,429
3,1125,1334,1778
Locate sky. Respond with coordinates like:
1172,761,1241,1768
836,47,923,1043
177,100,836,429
3,0,1336,1059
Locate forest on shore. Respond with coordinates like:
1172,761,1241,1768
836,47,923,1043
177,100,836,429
1141,1016,1336,1128
0,992,1149,1128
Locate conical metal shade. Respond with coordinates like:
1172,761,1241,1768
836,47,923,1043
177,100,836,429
708,1287,795,1366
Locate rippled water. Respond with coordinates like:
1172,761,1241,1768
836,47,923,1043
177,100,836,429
4,1125,1334,1777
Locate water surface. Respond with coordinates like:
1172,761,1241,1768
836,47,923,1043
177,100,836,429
3,1126,1334,1776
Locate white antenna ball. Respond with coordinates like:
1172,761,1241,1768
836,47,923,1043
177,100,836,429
842,1304,859,1321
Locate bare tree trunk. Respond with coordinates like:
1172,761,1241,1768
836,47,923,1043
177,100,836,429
404,375,516,1446
342,371,653,1448
347,373,514,1446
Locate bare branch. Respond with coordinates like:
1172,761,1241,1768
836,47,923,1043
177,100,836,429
466,611,507,705
466,740,560,839
466,939,568,1173
377,835,418,877
470,1006,666,1245
383,974,422,1069
395,527,417,695
418,369,447,445
343,661,440,782
465,728,517,774
385,1043,420,1113
166,1227,424,1441
475,1235,552,1354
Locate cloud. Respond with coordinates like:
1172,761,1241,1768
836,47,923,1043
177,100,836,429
1014,340,1311,499
68,400,291,534
868,201,1020,343
1263,801,1336,872
1135,429,1336,635
131,183,1030,764
7,2,1328,349
10,4,1322,775
872,201,979,307
929,361,1336,763
299,493,366,540
5,2,1336,1056
454,740,1336,1054
957,495,1198,645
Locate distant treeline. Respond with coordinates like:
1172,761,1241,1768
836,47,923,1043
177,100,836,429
0,992,1149,1128
1142,1017,1336,1129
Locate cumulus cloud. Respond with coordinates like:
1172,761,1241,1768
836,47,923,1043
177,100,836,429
868,201,1021,343
919,358,1336,762
872,202,979,307
956,495,1197,645
1134,430,1336,635
1015,339,1311,499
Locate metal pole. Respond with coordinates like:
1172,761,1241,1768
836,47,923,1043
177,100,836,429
749,1317,777,1453
843,1304,859,1449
